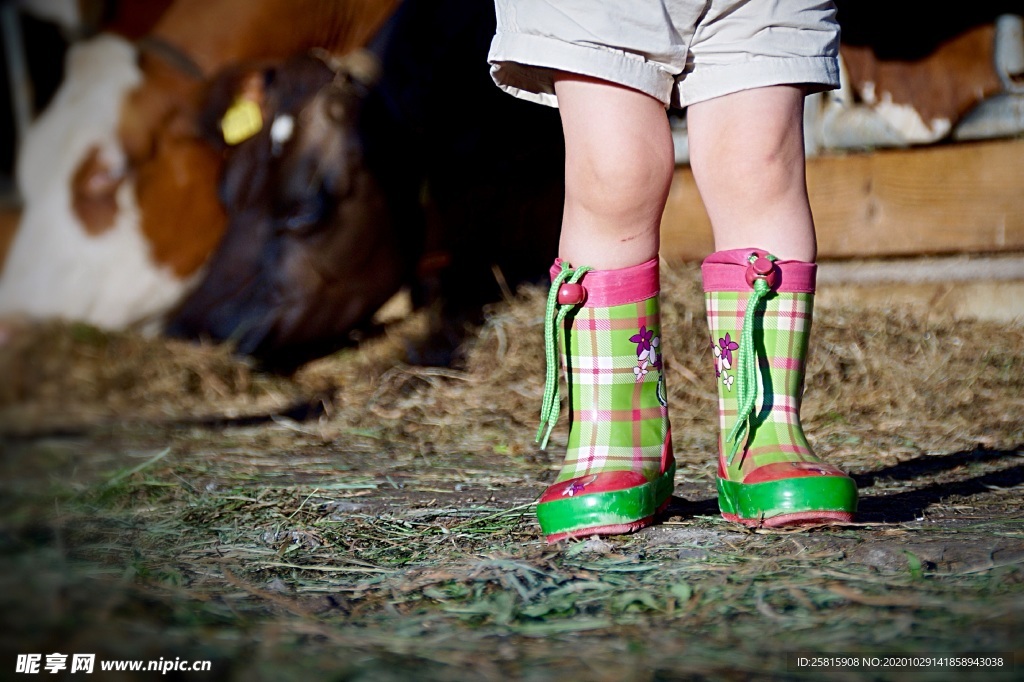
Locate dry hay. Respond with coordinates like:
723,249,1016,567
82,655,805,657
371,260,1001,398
1,261,1021,471
0,321,313,427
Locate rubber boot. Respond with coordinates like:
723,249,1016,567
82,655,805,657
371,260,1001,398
702,248,857,527
535,257,675,542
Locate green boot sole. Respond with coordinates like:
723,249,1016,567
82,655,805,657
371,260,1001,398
537,463,676,543
717,474,857,528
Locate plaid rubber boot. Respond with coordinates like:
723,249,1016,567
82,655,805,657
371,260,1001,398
535,257,675,542
702,248,856,527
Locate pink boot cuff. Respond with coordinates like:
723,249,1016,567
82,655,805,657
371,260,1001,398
701,248,816,294
550,257,659,307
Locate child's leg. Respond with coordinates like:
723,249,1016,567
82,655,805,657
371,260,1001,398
689,85,856,527
533,74,676,542
553,74,675,270
686,85,816,262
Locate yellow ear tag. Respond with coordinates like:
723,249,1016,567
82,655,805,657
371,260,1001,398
221,98,263,145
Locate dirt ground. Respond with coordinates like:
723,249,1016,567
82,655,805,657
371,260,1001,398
1,261,1022,681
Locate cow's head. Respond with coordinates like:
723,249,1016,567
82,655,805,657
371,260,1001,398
165,53,415,372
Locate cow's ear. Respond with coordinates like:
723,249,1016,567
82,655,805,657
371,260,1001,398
199,64,273,149
310,48,380,101
200,64,276,209
220,72,265,146
319,53,381,127
338,49,381,91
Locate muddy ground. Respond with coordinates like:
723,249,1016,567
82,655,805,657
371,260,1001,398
1,262,1022,681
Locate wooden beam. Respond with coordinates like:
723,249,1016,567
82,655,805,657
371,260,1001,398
661,136,1024,261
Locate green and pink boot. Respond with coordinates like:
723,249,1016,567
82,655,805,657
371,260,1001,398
534,258,676,542
702,249,857,527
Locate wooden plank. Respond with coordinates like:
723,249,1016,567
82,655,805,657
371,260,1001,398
815,253,1024,325
817,280,1024,326
661,136,1024,261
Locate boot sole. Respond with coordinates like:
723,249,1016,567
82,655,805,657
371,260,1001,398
718,474,857,528
538,464,676,543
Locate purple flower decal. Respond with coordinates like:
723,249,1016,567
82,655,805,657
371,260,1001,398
630,326,654,356
562,481,587,497
718,333,739,367
632,325,662,382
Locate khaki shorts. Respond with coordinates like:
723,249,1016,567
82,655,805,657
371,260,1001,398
488,0,840,109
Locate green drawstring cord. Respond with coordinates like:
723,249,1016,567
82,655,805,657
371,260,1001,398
725,253,777,465
536,262,592,450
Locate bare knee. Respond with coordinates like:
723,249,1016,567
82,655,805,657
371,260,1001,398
698,135,805,205
566,141,674,225
688,86,808,203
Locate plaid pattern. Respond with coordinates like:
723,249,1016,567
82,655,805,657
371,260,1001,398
705,289,821,481
554,294,670,483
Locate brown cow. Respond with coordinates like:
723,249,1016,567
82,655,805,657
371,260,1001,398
166,0,566,370
164,53,413,370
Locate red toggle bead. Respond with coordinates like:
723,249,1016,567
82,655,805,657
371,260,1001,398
752,256,774,275
744,256,778,289
557,282,586,305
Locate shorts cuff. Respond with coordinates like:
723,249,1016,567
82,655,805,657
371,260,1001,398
677,56,839,107
488,32,676,108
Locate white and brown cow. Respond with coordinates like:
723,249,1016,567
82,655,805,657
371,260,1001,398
1,34,163,328
808,2,1024,151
